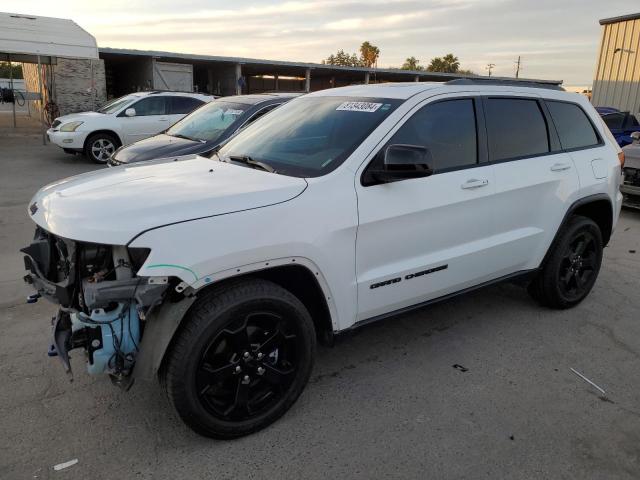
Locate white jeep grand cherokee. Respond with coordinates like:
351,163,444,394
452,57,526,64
23,80,623,438
47,91,214,163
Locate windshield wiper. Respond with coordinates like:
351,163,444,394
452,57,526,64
170,133,206,143
227,155,276,173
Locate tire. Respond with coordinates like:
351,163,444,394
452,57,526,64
162,279,316,439
84,133,119,164
528,215,603,309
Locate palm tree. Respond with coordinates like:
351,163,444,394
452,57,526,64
360,41,380,68
402,56,423,70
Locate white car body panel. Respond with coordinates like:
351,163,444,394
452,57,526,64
29,156,307,245
30,83,623,332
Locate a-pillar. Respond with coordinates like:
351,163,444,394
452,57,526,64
305,68,311,92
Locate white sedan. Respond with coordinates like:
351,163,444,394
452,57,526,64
47,91,215,163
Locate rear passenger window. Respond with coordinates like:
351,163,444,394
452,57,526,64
546,101,600,150
170,97,204,114
485,98,549,161
386,98,478,172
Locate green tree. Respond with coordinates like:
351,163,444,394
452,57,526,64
401,56,424,71
359,41,380,68
0,62,23,79
427,53,460,73
323,49,363,67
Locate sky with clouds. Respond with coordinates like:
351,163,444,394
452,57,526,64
12,0,638,86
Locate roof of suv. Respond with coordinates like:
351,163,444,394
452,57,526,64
307,80,565,100
127,91,215,99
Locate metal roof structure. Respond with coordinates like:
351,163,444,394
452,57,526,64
100,47,563,85
0,12,98,62
599,12,640,25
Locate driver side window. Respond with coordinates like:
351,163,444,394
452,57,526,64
364,98,478,182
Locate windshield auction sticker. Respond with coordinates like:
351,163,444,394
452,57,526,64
336,102,382,112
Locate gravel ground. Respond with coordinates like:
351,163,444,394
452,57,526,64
1,133,639,479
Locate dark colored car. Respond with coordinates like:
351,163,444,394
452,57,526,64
108,92,302,166
598,109,640,147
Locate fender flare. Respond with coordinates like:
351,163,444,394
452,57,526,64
132,257,340,382
540,193,613,268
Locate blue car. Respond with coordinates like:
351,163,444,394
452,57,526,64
597,108,640,147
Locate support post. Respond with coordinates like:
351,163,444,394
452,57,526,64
305,68,311,92
364,72,370,84
235,63,242,95
274,74,279,92
37,55,46,145
9,54,16,128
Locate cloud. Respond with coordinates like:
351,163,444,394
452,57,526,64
12,0,638,85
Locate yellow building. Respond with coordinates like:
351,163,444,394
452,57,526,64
592,13,640,113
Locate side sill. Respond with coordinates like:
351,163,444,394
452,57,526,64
346,269,537,332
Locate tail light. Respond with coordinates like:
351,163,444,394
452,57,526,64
618,151,625,168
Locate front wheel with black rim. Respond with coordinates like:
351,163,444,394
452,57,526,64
162,279,316,439
84,132,119,164
528,215,603,309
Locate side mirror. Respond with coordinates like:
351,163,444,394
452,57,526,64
124,108,136,117
370,144,433,184
631,131,640,144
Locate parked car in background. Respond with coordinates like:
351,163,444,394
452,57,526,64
108,93,301,166
622,132,640,209
47,91,215,163
597,108,640,147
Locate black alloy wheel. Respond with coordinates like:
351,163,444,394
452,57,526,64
557,230,598,302
528,215,603,309
163,279,316,439
196,310,299,421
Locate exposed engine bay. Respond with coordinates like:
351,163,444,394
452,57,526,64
22,227,173,386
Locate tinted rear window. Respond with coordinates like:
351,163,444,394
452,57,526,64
485,98,549,161
547,101,600,150
170,97,204,115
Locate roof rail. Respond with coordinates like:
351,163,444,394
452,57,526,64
446,78,565,91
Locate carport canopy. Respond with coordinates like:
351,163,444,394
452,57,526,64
0,11,99,61
0,12,99,142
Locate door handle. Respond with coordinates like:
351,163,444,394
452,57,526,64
550,162,571,172
461,178,489,189
158,117,169,122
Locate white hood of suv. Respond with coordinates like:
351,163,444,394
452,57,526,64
29,156,307,245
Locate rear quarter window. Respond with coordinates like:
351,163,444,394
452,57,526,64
546,101,600,150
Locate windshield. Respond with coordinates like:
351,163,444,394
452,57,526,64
97,95,136,114
167,101,251,142
218,96,401,177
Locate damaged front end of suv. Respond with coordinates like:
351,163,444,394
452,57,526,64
22,227,175,387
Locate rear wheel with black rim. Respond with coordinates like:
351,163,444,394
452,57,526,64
84,132,120,164
528,215,603,309
162,279,316,439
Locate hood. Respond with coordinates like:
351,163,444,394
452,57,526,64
54,111,108,125
29,156,307,245
112,134,212,163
